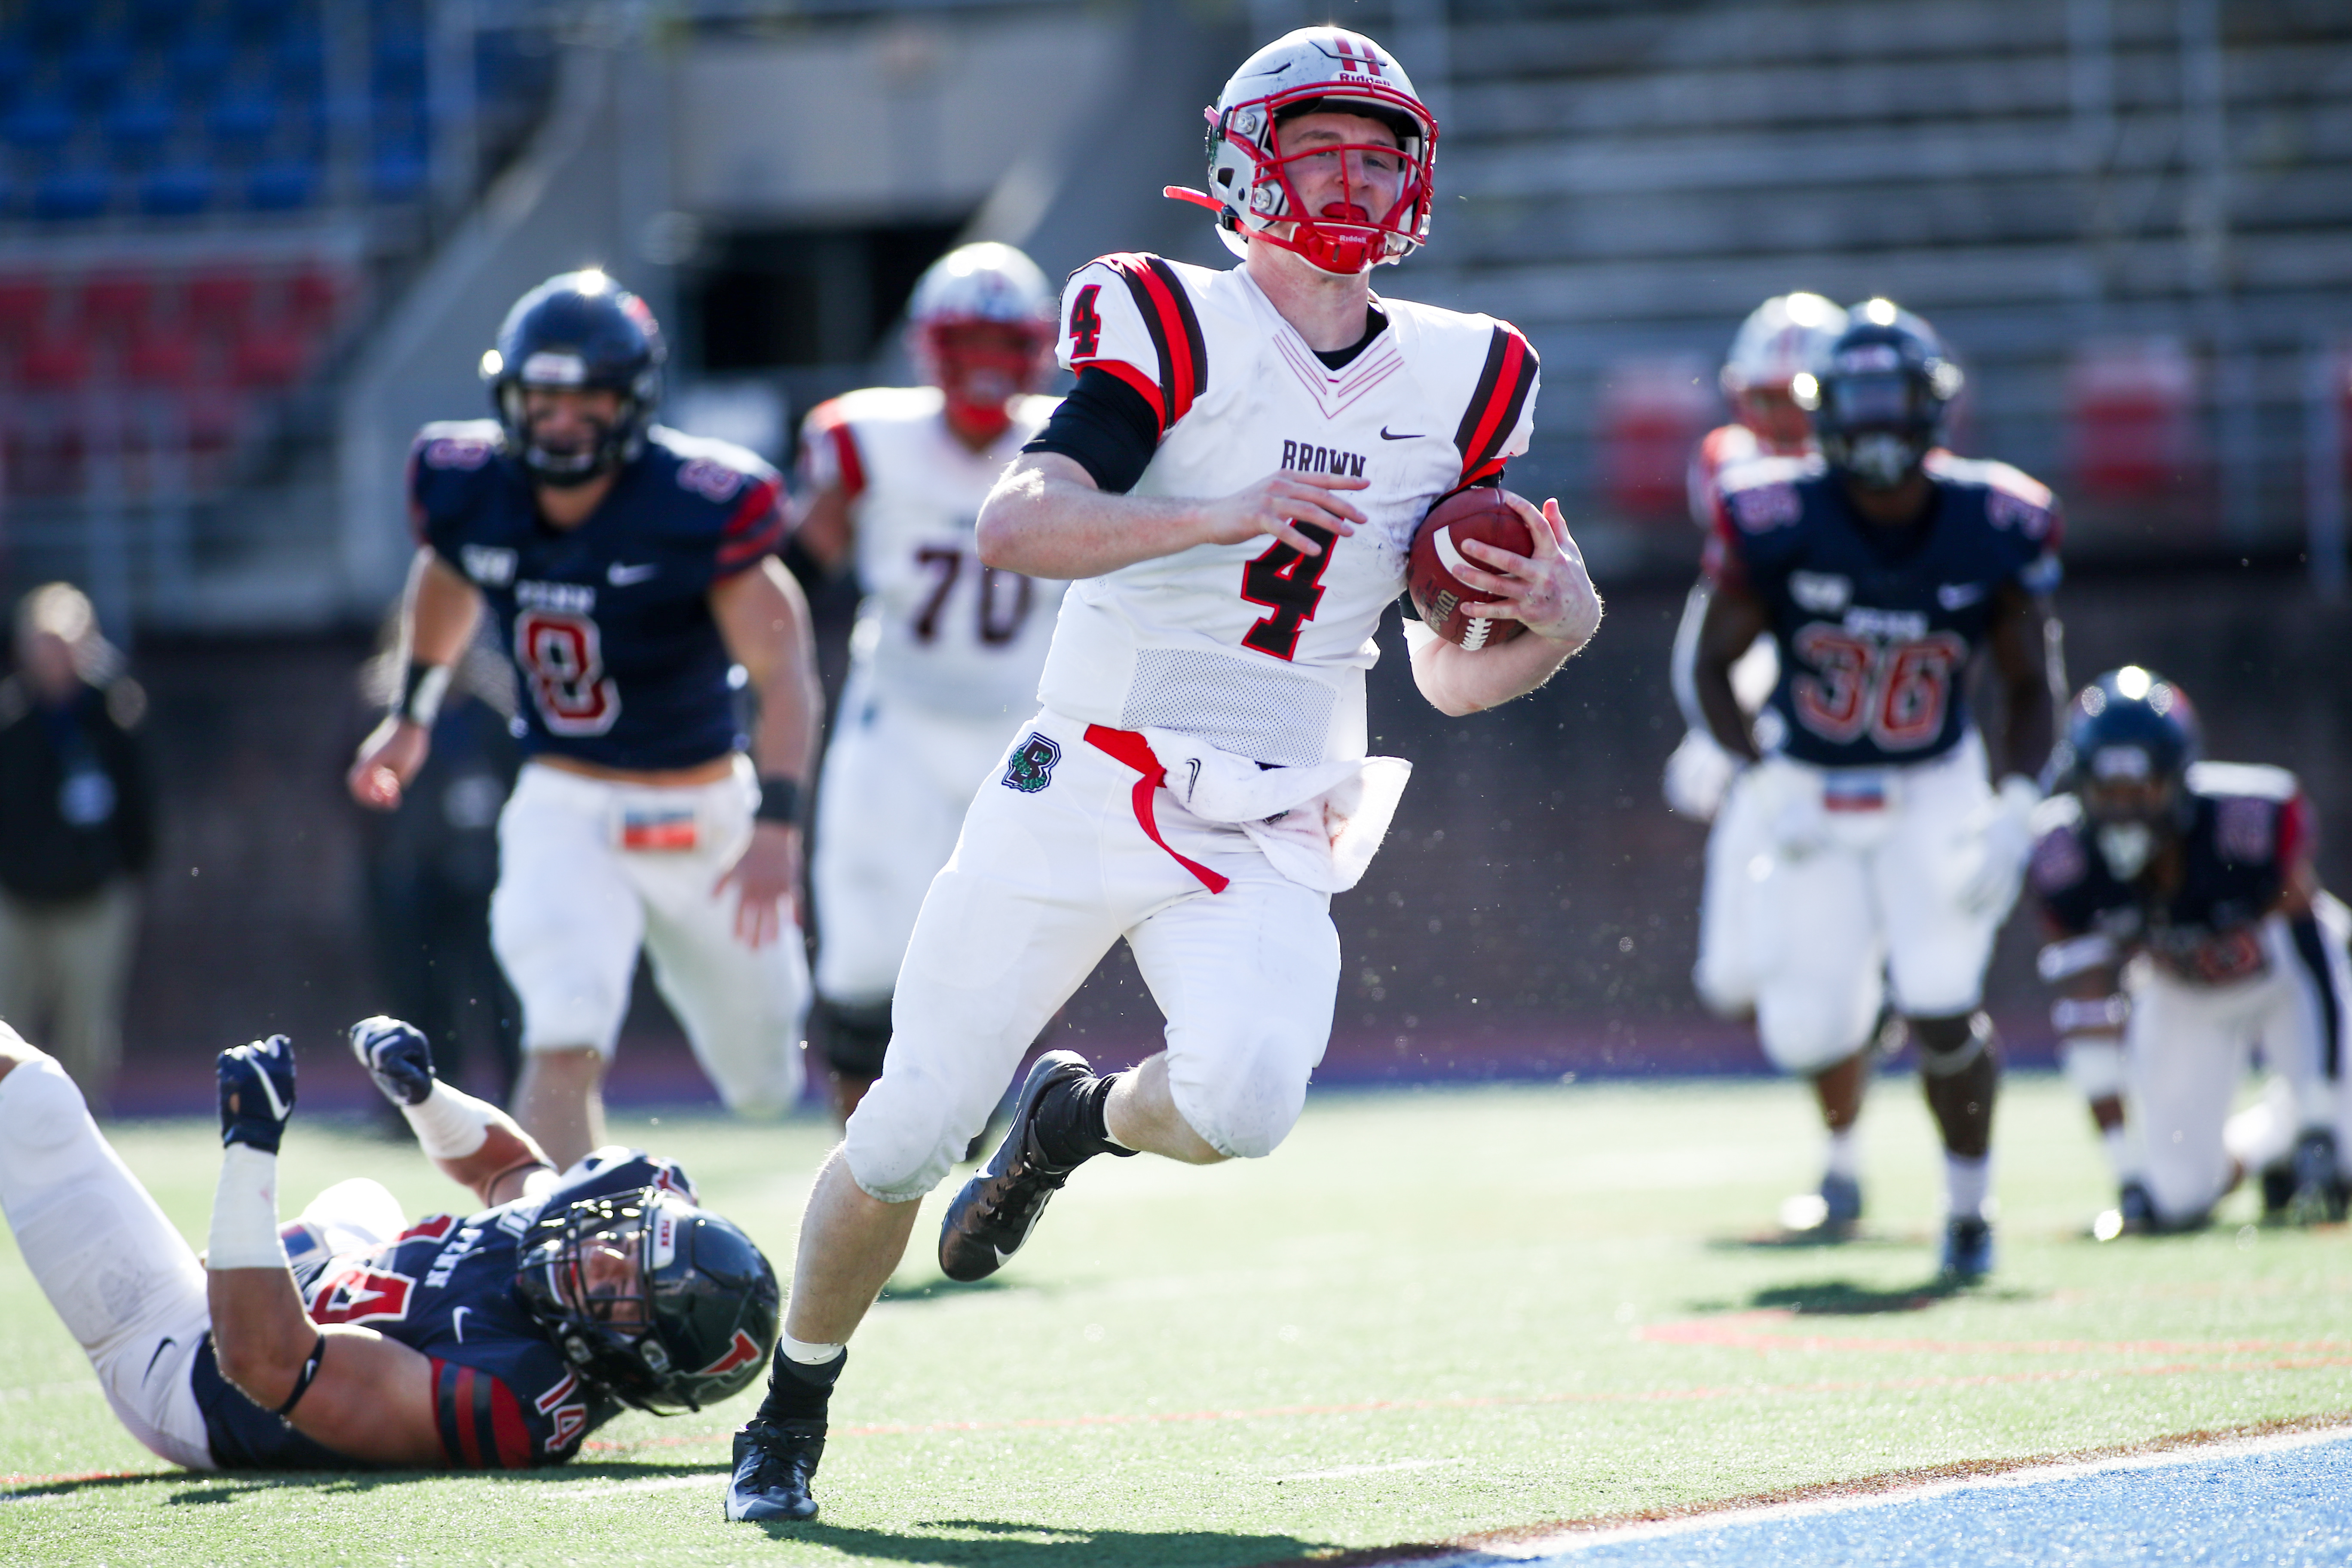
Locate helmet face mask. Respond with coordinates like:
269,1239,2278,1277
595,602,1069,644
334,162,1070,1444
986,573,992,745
2052,668,2202,876
1189,29,1437,277
1801,301,1961,491
484,271,665,487
906,244,1056,440
515,1187,780,1415
1720,292,1842,451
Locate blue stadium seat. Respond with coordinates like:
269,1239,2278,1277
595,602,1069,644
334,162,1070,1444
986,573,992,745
128,0,197,42
169,32,239,97
0,42,34,108
104,93,179,160
228,0,297,38
139,163,214,215
245,158,316,210
3,97,77,154
32,167,115,221
207,90,279,147
64,34,135,105
273,29,325,92
25,0,88,44
368,146,427,203
373,30,428,96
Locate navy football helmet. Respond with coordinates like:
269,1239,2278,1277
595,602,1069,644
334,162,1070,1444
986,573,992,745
516,1186,780,1414
1797,299,1964,489
484,271,665,487
2049,667,2201,877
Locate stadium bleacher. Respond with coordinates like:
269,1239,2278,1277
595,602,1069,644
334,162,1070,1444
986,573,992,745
0,0,557,612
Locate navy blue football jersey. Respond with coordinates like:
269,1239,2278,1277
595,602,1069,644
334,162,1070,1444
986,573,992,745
193,1149,696,1470
2030,763,2314,985
410,422,787,771
1705,450,2062,769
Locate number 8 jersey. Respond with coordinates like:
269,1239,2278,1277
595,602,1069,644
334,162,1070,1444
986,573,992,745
1039,254,1540,768
1703,450,2063,770
409,420,787,771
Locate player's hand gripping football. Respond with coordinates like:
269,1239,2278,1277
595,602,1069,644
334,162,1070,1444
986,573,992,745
349,1015,436,1107
1199,469,1369,557
218,1034,297,1153
1448,495,1601,646
716,822,802,948
346,716,431,812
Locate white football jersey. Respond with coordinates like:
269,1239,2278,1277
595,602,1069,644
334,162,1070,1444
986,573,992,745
1040,254,1540,766
800,386,1064,720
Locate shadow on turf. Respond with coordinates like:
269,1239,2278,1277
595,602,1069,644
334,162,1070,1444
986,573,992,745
1677,1277,2046,1316
0,1460,718,1507
878,1275,1023,1305
747,1517,1336,1565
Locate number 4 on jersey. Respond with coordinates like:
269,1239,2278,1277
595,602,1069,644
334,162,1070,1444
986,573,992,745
1240,524,1337,660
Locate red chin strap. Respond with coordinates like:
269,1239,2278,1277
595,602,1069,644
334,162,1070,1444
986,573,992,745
943,397,1015,443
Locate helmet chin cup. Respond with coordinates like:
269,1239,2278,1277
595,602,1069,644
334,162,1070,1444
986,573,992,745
1836,430,1924,489
2096,821,2156,879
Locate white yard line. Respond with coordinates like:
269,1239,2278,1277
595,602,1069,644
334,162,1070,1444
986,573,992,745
539,1473,717,1501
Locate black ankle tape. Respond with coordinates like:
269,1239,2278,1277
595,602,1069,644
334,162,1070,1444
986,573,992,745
1035,1071,1133,1166
756,1348,845,1424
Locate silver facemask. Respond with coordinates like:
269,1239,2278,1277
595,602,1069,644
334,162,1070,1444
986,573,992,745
2097,822,2155,880
1839,431,1921,489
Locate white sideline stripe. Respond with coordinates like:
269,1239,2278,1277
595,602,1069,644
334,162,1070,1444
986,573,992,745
542,1474,715,1500
1415,1425,2352,1564
1273,1458,1466,1483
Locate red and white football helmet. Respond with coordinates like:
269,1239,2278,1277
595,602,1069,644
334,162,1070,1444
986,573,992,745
1167,28,1437,276
908,242,1056,441
1719,292,1844,450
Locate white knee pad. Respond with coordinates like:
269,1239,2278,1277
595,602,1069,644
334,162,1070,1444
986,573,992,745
1167,1043,1311,1161
1755,988,1879,1078
2061,1039,2127,1102
842,1062,983,1203
294,1177,406,1257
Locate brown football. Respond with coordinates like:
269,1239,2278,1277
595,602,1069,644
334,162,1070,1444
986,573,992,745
1408,487,1534,649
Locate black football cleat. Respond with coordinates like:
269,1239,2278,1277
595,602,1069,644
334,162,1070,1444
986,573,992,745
724,1418,824,1522
938,1050,1093,1283
1939,1215,1995,1282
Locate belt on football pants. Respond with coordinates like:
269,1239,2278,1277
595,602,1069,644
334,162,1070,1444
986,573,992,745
1084,725,1231,894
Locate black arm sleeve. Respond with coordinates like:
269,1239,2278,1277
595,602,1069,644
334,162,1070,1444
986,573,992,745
1023,368,1161,496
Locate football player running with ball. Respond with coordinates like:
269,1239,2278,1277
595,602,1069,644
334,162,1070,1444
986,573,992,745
2030,668,2352,1234
793,244,1067,1121
1691,301,2064,1279
1666,293,1845,1020
725,27,1601,1523
0,1014,778,1470
349,273,823,1172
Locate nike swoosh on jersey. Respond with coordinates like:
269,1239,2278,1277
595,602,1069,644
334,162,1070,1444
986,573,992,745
144,1337,177,1381
607,561,659,586
452,1306,472,1343
1936,583,1986,610
1379,427,1422,440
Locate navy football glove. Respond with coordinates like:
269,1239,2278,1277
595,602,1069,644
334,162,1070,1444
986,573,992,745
349,1015,436,1107
217,1035,297,1152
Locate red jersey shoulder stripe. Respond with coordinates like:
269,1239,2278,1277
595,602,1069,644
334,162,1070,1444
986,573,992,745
1452,323,1538,486
1099,254,1208,433
431,1358,537,1469
802,400,866,499
715,477,787,573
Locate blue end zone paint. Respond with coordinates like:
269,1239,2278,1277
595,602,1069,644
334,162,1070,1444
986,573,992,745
1490,1428,2352,1567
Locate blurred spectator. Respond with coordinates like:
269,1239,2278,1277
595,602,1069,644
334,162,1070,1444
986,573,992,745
0,584,155,1114
355,627,524,1105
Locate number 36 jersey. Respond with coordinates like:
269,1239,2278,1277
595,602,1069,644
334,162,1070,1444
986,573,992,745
798,386,1064,721
1043,254,1540,768
410,421,787,772
1703,450,2063,771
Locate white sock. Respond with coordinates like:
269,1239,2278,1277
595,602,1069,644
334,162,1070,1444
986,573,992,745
2101,1126,2135,1184
1945,1154,1992,1221
1824,1127,1859,1182
778,1333,844,1366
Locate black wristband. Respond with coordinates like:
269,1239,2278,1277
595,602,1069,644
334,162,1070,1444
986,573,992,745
397,662,451,728
276,1335,327,1417
754,776,802,825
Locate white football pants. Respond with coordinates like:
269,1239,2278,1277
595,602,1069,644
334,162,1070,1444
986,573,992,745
0,1053,216,1469
811,671,1032,1008
2130,900,2352,1225
1738,736,2003,1075
1693,764,1771,1017
843,709,1340,1203
491,758,809,1116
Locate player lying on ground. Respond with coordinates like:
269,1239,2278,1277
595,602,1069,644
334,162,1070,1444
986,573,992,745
2030,667,2352,1233
0,1015,777,1469
1690,300,2065,1277
349,271,822,1171
723,26,1602,1525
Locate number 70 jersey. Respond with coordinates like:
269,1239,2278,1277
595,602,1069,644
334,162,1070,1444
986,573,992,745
799,386,1064,722
1040,254,1540,769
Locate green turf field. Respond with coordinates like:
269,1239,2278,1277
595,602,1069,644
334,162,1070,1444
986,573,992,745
4,1072,2347,1565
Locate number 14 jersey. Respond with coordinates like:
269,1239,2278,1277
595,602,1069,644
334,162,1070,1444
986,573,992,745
1043,254,1540,768
1703,450,2063,770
